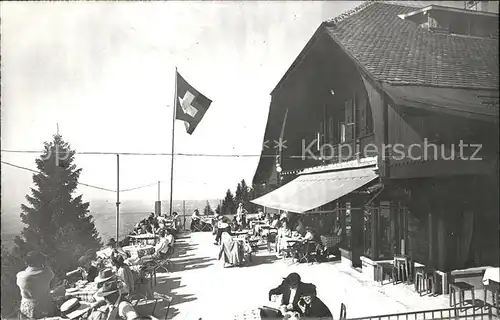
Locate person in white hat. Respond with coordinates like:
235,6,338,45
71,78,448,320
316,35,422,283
60,298,91,320
87,280,140,320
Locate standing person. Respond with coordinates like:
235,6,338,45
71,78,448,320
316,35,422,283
214,215,232,245
236,203,248,228
16,251,57,319
190,209,201,231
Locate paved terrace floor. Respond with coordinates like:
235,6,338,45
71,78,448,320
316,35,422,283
138,232,487,320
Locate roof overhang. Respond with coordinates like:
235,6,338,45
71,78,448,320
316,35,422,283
398,5,499,20
382,84,499,122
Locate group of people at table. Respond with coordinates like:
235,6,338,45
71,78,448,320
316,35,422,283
14,212,179,320
211,205,332,263
262,272,333,319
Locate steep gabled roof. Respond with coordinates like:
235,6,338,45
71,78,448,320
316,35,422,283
272,1,499,94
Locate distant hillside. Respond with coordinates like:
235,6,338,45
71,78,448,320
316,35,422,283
1,198,221,250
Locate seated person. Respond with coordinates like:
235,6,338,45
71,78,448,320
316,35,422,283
267,273,314,316
164,229,175,254
257,208,266,220
303,227,315,242
108,239,130,260
231,216,240,232
111,256,135,296
171,212,180,232
270,214,280,228
72,255,99,282
139,230,170,263
88,280,140,320
294,219,306,236
297,286,332,318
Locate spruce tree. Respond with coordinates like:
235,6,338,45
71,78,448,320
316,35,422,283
240,179,250,205
13,134,102,277
221,189,236,215
203,201,213,215
235,182,243,205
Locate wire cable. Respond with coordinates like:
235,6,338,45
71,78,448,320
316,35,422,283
1,160,117,192
0,149,331,159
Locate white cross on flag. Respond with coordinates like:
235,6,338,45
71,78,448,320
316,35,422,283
175,72,212,134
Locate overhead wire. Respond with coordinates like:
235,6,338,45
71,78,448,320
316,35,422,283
0,149,332,159
1,160,160,193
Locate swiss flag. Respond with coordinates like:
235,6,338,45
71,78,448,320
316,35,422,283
175,72,212,134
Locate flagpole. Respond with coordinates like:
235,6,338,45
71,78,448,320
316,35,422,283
169,67,178,216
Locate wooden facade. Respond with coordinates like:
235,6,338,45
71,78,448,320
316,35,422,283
253,4,498,275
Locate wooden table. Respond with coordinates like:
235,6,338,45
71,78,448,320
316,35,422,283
122,244,154,258
65,282,98,303
233,309,262,320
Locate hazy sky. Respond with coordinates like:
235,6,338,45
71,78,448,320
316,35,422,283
1,1,477,211
1,1,365,209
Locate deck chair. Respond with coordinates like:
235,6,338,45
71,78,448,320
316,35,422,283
151,292,173,320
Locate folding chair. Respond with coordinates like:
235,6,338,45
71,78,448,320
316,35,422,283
151,292,173,320
296,242,310,264
191,220,203,232
155,257,170,273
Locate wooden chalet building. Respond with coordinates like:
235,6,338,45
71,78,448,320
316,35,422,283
251,1,499,288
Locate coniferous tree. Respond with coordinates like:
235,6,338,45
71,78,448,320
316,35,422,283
203,201,214,215
215,204,222,215
221,189,236,215
12,134,102,277
235,182,243,205
240,179,250,205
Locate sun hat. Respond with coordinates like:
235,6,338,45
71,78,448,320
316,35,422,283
94,268,116,283
60,298,91,319
95,280,120,298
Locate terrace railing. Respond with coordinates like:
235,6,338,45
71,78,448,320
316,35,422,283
342,304,498,320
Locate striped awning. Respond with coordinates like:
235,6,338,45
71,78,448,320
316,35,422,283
251,166,378,213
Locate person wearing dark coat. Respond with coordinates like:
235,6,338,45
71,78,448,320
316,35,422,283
268,273,314,314
297,284,333,319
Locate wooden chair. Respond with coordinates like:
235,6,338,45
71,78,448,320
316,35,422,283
393,255,411,284
449,282,475,308
483,281,499,317
376,262,394,285
151,292,173,320
415,267,436,296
